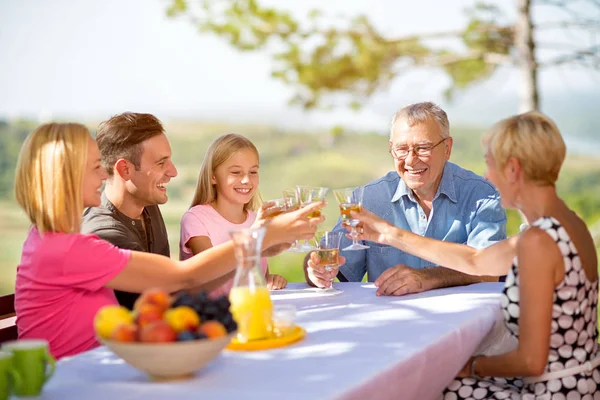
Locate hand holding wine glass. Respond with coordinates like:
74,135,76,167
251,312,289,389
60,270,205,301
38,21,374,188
306,249,346,289
333,187,369,251
311,231,345,294
282,188,304,253
347,207,397,246
296,186,329,252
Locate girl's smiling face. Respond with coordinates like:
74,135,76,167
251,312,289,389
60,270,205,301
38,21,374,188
211,148,259,207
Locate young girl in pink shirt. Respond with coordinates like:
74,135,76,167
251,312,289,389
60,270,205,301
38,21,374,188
180,134,287,297
14,123,323,359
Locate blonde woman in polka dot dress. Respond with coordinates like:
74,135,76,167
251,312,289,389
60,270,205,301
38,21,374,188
350,111,600,399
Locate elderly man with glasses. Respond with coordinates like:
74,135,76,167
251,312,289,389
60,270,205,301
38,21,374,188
304,101,507,295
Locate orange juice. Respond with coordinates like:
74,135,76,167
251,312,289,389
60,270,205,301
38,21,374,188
229,286,273,341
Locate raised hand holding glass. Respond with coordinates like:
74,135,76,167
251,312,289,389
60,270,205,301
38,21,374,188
296,186,329,252
333,187,369,251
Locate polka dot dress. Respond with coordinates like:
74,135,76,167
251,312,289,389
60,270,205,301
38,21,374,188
442,217,600,399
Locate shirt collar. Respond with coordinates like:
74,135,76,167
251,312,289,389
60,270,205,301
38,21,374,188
101,191,147,222
390,162,457,204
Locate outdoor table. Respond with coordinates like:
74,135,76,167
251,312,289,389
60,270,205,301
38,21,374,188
36,282,504,400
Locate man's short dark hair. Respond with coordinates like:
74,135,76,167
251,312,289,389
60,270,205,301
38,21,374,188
96,112,164,175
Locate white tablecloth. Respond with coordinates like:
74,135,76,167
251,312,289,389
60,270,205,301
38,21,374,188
37,282,504,400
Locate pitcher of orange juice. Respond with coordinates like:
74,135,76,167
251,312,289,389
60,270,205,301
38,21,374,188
229,226,273,342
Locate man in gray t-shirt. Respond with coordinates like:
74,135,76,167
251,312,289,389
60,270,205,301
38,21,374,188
81,112,177,310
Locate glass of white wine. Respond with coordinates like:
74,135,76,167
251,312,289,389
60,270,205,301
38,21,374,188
282,188,304,252
314,230,344,294
333,187,369,251
263,198,288,219
296,186,329,252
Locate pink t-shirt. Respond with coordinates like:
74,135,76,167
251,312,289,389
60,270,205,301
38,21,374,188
179,204,268,298
15,227,130,360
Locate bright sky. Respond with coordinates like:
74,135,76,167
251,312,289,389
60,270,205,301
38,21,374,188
1,0,599,131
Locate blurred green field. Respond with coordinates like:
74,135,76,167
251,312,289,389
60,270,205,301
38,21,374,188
1,121,599,297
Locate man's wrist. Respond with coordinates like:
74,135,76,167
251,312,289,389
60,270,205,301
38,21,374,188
420,266,444,291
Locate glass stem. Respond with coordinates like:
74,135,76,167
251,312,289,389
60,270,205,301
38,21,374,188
350,227,359,245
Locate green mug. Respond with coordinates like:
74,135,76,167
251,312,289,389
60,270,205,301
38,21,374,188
0,351,20,400
2,340,55,397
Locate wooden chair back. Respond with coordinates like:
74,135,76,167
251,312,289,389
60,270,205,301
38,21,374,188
0,294,17,344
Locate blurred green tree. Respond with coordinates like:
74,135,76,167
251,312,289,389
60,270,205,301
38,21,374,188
0,121,33,198
166,0,600,113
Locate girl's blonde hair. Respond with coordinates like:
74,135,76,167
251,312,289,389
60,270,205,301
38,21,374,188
482,111,566,186
190,133,261,211
14,123,90,234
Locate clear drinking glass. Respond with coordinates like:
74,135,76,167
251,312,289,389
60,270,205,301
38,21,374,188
314,230,344,294
333,187,369,251
272,304,296,337
296,186,329,252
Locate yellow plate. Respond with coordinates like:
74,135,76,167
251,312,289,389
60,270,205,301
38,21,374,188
226,325,306,351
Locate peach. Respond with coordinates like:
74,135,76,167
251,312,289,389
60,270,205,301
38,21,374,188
135,304,164,328
110,323,138,342
139,321,177,343
133,288,171,312
198,321,227,339
164,306,200,333
94,305,134,339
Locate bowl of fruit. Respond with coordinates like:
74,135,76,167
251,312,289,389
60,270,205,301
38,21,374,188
94,289,238,381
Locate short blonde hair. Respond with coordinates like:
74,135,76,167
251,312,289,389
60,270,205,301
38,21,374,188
14,123,90,234
483,112,566,186
190,133,261,211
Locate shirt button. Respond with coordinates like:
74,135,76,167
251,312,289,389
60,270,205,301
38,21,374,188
131,221,135,225
420,214,426,220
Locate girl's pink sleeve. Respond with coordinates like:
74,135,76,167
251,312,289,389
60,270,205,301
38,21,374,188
180,210,210,249
61,234,131,291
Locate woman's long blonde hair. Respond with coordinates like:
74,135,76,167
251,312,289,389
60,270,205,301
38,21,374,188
14,123,90,234
190,133,261,211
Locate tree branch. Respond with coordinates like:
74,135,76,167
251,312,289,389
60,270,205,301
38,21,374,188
385,30,464,43
423,51,513,66
384,24,514,44
541,45,600,66
535,20,600,30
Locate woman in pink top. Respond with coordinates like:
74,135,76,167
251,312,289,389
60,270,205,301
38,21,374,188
14,123,325,359
180,134,286,297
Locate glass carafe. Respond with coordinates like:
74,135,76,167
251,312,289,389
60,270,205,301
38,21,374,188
229,226,274,342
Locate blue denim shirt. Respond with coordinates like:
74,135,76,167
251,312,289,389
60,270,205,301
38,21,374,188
334,162,507,282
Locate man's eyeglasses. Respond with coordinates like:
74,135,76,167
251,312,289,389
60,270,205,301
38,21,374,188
389,137,448,160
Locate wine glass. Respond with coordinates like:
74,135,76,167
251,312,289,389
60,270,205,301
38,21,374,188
314,230,344,294
296,186,329,252
333,187,369,251
282,188,304,253
262,198,288,219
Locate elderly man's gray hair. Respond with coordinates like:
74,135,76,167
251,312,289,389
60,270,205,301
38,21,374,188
389,102,450,139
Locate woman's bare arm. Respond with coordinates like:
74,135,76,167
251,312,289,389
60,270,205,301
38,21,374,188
106,240,238,293
353,208,518,276
188,236,236,293
106,201,326,293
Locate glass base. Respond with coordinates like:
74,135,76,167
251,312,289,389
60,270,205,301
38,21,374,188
343,243,369,251
298,242,317,252
286,245,307,253
318,287,343,295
